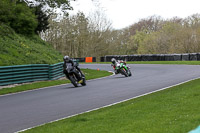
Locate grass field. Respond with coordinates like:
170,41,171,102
0,69,112,95
22,77,200,133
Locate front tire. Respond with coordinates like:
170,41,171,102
69,76,78,87
81,78,86,86
128,69,132,76
121,69,128,77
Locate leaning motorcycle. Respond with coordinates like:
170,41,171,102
115,62,132,77
65,65,86,87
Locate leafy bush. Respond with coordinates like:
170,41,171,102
0,0,38,35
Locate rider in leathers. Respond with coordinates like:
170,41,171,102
63,56,83,83
111,58,127,74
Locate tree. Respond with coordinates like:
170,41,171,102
129,15,164,36
23,0,75,16
0,0,14,25
11,1,38,35
0,0,38,35
34,4,50,34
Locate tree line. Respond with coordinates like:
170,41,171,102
41,10,113,59
42,11,200,60
2,0,199,59
127,15,200,54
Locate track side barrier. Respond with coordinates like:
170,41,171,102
85,57,96,63
85,57,93,63
0,60,79,86
101,53,200,62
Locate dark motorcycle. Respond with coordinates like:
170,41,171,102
65,64,86,87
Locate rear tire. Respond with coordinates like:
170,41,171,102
69,76,78,87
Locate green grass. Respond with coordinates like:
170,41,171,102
0,23,63,66
0,69,112,95
82,61,200,65
23,78,200,133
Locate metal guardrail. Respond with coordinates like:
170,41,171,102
49,62,64,80
0,60,79,86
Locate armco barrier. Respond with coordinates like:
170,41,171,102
49,62,64,80
0,64,50,86
101,53,200,62
0,61,77,86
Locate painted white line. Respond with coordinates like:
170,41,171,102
17,76,200,133
0,71,114,97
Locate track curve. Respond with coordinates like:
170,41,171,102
0,64,200,133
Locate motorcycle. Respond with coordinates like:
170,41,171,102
65,64,86,87
114,62,132,77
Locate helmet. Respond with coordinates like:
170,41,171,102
111,58,116,64
63,55,70,62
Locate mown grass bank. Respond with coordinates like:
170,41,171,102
22,78,200,133
0,23,63,66
0,69,112,95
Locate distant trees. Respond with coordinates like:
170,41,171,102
42,12,89,57
2,0,199,59
41,11,200,58
125,15,200,54
42,11,113,59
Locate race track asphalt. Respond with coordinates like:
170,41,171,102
0,64,200,133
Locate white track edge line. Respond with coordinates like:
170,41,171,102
0,71,115,97
16,76,200,133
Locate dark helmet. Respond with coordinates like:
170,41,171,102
111,58,116,64
63,55,70,62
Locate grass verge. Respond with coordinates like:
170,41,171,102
82,61,200,65
0,69,112,96
22,78,200,133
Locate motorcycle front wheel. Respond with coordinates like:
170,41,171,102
69,75,78,87
81,78,86,86
128,69,132,76
121,68,128,77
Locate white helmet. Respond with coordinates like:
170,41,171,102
63,55,70,62
111,58,116,64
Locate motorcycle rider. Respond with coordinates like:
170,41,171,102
111,58,127,74
63,55,83,83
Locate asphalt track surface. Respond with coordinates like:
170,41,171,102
0,64,200,133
